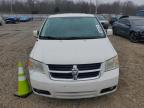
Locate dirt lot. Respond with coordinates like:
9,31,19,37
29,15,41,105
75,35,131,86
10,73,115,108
0,21,144,108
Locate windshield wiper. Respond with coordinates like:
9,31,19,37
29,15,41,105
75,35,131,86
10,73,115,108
39,36,61,40
39,36,104,40
62,36,103,40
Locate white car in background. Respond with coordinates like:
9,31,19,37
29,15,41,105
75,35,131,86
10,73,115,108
29,13,119,99
0,16,4,26
97,15,109,30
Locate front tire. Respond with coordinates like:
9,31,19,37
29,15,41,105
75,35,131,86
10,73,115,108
129,32,139,43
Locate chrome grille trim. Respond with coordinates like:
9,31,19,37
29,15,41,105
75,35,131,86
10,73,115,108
48,63,101,71
49,69,101,73
48,63,102,81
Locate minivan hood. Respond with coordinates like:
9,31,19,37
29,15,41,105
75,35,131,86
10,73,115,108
30,38,117,64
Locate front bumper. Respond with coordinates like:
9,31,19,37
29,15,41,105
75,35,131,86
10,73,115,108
5,20,16,24
29,68,119,99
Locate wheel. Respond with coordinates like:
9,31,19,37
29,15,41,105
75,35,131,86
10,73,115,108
129,32,139,43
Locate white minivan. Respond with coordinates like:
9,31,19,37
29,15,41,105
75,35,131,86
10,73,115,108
29,13,119,99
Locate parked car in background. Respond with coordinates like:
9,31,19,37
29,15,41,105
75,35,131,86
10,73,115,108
136,10,144,17
110,16,117,25
97,15,109,30
19,16,31,22
5,16,19,24
112,16,144,42
29,13,119,99
109,15,125,25
101,14,111,21
102,14,111,21
0,16,4,26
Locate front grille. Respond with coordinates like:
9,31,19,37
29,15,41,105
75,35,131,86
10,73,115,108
48,63,101,80
50,71,100,79
49,63,101,71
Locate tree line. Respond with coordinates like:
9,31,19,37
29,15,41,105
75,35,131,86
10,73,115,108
0,0,144,15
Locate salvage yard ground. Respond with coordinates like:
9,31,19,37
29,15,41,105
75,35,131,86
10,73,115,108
0,21,144,108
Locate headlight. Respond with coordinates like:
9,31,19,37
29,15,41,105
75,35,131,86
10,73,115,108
28,58,47,74
104,55,119,72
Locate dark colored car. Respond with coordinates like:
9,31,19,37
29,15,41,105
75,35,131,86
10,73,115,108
0,16,4,26
112,16,144,42
5,16,19,24
136,10,144,17
110,15,124,25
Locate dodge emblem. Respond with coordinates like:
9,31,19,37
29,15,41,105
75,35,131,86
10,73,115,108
72,65,79,80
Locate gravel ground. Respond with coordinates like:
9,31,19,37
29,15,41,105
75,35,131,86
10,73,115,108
0,21,144,108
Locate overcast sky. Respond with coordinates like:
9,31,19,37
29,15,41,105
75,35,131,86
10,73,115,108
77,0,144,5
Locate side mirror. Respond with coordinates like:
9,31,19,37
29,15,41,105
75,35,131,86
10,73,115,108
107,29,113,36
33,30,39,38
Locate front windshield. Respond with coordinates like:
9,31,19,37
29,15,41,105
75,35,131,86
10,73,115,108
132,19,144,26
40,17,105,40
